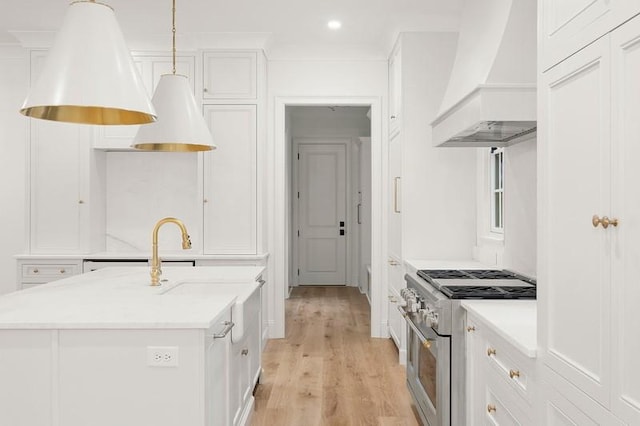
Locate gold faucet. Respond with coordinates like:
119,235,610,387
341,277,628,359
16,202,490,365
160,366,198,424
150,217,192,286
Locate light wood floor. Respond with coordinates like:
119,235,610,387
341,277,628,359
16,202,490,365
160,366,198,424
252,286,421,426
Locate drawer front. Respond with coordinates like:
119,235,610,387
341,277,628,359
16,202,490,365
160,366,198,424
484,338,531,398
21,263,80,282
483,377,531,425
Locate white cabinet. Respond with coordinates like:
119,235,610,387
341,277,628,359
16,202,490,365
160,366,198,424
28,52,104,255
202,51,257,100
229,285,261,426
388,45,402,135
93,54,196,150
387,130,402,262
539,14,640,424
539,0,640,71
203,105,257,255
465,316,535,426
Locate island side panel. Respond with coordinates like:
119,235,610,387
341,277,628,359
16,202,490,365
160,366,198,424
0,330,53,426
57,329,204,426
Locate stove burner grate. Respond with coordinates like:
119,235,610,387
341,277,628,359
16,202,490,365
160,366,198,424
440,285,537,299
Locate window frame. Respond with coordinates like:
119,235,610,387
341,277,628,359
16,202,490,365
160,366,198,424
489,147,504,234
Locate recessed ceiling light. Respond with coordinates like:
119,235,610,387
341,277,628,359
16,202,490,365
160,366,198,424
328,20,342,30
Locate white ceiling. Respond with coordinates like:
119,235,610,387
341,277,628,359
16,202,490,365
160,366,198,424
0,0,462,58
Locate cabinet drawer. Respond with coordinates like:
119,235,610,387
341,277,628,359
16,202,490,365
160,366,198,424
483,373,532,425
21,263,80,282
484,335,533,401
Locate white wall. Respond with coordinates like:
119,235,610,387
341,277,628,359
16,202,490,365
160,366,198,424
0,47,29,294
503,139,536,277
268,58,388,338
105,152,201,253
399,33,477,261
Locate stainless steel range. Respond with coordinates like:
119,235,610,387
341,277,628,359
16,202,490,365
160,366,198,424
400,268,536,426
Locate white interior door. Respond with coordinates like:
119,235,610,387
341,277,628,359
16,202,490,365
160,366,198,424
297,143,347,285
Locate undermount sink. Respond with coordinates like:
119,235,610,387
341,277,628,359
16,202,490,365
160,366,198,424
160,280,260,342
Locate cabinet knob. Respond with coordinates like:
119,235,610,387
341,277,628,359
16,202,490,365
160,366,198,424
78,200,85,204
487,348,497,357
60,269,66,274
592,214,619,229
487,404,497,414
509,369,520,379
423,339,432,349
388,259,399,266
203,88,208,93
33,269,39,274
203,199,208,204
467,326,476,332
390,115,396,119
241,349,249,356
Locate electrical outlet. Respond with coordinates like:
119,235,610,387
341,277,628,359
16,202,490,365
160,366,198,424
147,346,179,367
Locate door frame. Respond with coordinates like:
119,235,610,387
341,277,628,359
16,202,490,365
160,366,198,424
271,96,386,339
293,138,351,286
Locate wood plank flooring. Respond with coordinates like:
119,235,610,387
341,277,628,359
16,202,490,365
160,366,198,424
252,286,421,426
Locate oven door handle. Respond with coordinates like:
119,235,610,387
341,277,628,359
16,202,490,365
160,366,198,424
398,306,435,349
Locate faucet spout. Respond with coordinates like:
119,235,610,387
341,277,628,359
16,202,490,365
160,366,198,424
150,217,192,286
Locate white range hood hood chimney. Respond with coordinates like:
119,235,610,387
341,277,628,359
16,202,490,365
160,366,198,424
432,0,537,147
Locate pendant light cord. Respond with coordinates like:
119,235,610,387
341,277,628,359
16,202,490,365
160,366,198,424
172,0,177,75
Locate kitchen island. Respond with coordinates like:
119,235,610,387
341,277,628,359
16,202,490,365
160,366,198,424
0,266,264,426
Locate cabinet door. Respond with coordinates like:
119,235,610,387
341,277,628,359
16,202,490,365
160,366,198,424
94,55,196,150
202,52,257,100
465,319,484,426
539,36,611,407
387,130,402,261
539,0,640,71
203,105,257,254
611,16,640,424
389,46,402,134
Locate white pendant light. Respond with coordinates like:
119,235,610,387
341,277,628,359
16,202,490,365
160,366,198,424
131,0,215,152
20,1,156,125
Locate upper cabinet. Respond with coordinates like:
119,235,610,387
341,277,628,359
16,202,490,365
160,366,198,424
538,13,640,425
93,54,196,151
202,52,257,100
539,0,640,71
388,45,402,136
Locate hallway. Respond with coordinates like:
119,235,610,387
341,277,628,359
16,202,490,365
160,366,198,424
252,286,420,425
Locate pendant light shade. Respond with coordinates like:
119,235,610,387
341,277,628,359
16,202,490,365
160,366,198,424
131,0,214,152
132,74,216,151
20,1,156,125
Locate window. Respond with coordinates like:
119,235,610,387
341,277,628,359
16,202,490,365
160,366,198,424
490,148,504,233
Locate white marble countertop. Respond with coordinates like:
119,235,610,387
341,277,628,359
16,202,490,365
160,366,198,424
462,300,537,358
0,266,265,329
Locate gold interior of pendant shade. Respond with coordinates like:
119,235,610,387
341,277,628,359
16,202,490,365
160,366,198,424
20,105,156,125
133,143,212,152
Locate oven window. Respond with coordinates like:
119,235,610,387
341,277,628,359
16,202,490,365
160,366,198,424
418,341,437,408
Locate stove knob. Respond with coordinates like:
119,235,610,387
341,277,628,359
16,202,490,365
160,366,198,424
397,299,407,307
428,313,439,328
410,301,421,313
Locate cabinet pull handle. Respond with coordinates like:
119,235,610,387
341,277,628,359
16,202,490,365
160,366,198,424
391,115,397,119
487,348,497,356
509,369,520,379
357,203,362,224
241,349,249,356
213,321,234,339
592,215,619,229
487,404,497,414
393,177,401,213
258,279,266,288
78,200,84,204
388,259,399,266
467,326,476,332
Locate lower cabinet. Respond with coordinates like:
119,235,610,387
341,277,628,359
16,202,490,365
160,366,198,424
465,316,535,425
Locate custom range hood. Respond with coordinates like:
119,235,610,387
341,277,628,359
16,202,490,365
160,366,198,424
432,0,536,147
